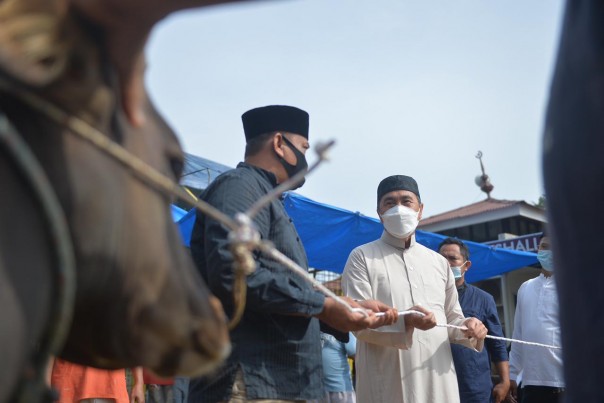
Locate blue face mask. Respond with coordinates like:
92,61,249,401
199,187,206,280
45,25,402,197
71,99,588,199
537,250,554,272
451,261,467,279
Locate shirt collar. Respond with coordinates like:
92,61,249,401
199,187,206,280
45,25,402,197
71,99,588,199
457,282,467,294
380,230,416,250
539,272,555,282
237,162,279,188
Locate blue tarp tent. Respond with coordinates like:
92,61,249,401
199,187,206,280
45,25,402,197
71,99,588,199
172,193,537,283
171,204,197,246
281,193,538,283
181,153,232,190
171,204,188,221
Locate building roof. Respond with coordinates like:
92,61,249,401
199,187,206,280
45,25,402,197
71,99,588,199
420,198,520,226
419,197,545,232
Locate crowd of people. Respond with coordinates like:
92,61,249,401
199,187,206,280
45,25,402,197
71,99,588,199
49,105,564,403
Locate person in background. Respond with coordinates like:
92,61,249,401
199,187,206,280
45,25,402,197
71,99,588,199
438,238,510,403
50,358,144,402
508,233,564,403
143,371,189,403
143,369,173,402
320,322,357,403
173,377,189,403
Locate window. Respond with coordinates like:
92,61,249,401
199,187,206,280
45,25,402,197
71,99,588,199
471,223,487,243
456,226,471,240
486,220,503,241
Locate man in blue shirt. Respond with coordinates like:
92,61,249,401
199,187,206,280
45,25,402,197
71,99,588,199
439,238,510,403
319,322,357,403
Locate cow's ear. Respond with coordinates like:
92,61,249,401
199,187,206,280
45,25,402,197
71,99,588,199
0,0,71,87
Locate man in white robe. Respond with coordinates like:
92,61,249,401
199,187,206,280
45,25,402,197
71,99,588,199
342,175,487,403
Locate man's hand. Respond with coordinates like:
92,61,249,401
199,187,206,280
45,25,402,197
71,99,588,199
462,317,487,340
506,380,519,403
355,299,398,327
316,297,396,332
130,367,145,403
492,380,510,403
403,305,436,331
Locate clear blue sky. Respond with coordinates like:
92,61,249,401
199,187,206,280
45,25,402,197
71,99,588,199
146,1,564,219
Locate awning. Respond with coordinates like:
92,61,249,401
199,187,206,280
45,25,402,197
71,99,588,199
172,192,537,283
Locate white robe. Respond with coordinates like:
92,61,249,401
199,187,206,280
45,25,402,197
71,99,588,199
342,232,484,403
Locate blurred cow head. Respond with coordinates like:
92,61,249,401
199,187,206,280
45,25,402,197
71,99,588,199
0,0,235,380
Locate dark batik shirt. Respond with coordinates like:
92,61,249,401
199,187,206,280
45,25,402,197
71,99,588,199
451,283,509,403
188,162,326,402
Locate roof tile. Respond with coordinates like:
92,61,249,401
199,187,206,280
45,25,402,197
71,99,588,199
419,198,522,227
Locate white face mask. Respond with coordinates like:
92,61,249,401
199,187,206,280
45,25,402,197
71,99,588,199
380,205,420,239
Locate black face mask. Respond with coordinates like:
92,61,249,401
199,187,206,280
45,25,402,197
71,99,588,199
277,136,308,189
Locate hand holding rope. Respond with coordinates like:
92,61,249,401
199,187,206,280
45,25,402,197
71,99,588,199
376,310,562,350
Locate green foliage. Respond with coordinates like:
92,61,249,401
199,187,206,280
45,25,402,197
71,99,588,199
533,194,546,209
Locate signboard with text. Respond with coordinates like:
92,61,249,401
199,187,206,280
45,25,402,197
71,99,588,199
484,232,543,252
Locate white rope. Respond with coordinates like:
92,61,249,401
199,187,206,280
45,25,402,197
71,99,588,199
0,76,562,351
375,310,422,317
376,310,562,350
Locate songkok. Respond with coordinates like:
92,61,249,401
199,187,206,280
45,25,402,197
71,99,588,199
242,105,309,142
377,175,421,204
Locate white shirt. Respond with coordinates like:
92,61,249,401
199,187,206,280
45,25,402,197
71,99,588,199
342,232,483,403
509,273,564,388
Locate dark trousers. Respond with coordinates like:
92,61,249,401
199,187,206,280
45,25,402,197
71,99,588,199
521,385,565,403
